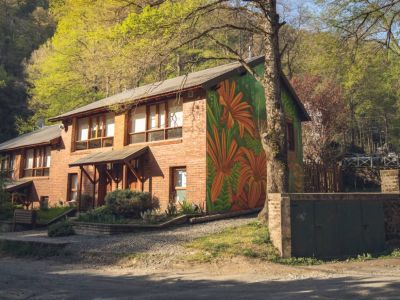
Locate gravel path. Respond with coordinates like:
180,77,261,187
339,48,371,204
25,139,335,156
62,215,256,263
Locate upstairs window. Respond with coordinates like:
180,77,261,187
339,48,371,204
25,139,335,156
75,113,114,150
129,99,183,144
24,146,51,177
0,153,15,178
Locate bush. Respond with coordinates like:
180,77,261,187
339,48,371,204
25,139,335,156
80,194,93,211
0,175,14,220
48,221,75,237
76,206,127,224
105,189,159,218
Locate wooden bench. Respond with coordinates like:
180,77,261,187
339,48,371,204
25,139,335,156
13,209,37,231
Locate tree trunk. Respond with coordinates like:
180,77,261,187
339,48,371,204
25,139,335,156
258,0,289,223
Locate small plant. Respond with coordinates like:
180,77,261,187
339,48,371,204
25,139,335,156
48,220,75,237
165,201,178,216
178,199,200,215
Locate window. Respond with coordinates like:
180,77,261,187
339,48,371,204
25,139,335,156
23,146,51,177
171,167,187,203
75,113,114,150
287,122,295,151
0,153,15,178
129,99,183,144
68,173,78,202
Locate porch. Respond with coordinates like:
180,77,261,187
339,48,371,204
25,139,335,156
69,146,149,210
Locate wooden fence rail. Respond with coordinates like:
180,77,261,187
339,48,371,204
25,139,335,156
304,163,342,193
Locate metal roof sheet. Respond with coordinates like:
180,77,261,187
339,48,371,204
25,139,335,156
0,125,62,152
69,146,149,167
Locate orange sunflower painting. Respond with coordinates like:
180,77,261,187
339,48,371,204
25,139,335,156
207,125,241,202
236,148,267,208
218,80,256,138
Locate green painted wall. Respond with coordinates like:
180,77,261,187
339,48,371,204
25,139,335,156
206,64,304,212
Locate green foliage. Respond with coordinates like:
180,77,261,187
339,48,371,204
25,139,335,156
37,206,71,222
178,199,200,215
0,174,14,220
0,0,54,140
47,220,75,237
165,201,178,217
76,205,128,224
105,189,159,218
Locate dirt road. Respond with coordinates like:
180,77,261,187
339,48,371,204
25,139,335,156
1,256,400,299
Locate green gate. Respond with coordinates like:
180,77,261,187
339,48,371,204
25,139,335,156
291,199,385,258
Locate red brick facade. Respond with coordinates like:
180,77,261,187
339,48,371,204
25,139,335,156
3,92,207,211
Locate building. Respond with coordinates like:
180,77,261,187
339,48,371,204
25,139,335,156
0,56,310,212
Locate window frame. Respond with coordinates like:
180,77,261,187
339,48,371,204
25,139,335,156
67,173,79,202
23,146,51,178
75,113,115,150
286,122,295,151
170,166,187,203
0,153,15,178
128,100,183,144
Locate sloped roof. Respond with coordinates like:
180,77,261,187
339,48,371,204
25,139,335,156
50,56,310,122
69,145,149,166
0,125,62,152
4,179,32,193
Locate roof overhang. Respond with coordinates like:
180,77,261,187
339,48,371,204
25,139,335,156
4,180,33,193
69,146,149,167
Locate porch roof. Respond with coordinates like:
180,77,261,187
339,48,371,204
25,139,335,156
4,179,33,193
69,146,149,167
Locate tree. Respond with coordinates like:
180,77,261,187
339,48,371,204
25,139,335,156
0,0,54,141
319,0,400,55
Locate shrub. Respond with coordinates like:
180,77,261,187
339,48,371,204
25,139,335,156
165,201,178,217
105,189,159,218
76,206,128,224
80,194,93,211
48,221,75,237
0,175,14,220
178,200,201,215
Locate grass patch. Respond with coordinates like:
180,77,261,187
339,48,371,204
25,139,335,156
184,222,281,263
0,240,70,258
37,206,71,223
184,221,400,266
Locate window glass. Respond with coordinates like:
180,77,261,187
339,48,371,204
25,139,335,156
69,173,78,202
105,113,115,137
159,103,166,128
131,106,146,133
149,105,157,129
90,117,99,139
25,149,34,169
168,100,183,127
173,167,187,203
45,147,51,167
78,118,89,141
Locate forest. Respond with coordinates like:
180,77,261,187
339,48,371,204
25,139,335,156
0,0,399,164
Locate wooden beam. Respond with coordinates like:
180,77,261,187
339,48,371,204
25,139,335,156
105,169,115,183
81,166,95,184
125,160,142,183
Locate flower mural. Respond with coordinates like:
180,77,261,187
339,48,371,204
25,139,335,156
236,148,267,208
207,125,241,202
218,80,256,138
206,74,304,212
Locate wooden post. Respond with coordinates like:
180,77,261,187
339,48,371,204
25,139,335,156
92,166,97,208
122,164,128,190
78,167,83,211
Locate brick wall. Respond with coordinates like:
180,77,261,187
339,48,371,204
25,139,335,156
380,169,400,192
10,92,207,211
